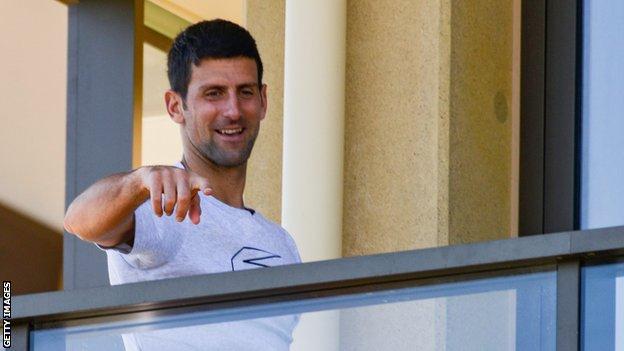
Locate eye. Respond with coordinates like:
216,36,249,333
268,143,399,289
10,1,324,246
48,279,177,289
205,89,223,99
240,88,255,98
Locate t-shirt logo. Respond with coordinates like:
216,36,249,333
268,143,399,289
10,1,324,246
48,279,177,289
230,247,282,271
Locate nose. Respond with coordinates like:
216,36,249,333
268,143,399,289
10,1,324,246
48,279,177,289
223,93,242,121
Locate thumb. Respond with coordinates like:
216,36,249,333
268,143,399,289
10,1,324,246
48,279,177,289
191,175,212,195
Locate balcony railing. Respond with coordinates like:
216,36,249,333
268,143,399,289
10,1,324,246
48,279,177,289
8,226,624,351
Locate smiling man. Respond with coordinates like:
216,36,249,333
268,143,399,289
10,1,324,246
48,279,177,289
64,19,300,350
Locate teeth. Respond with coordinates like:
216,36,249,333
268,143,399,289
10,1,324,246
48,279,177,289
219,128,243,135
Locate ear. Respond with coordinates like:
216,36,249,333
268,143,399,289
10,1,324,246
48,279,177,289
165,90,186,124
259,84,268,121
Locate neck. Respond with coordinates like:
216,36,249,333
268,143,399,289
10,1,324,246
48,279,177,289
182,151,247,209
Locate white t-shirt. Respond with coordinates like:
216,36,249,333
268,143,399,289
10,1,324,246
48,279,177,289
98,168,301,350
104,194,301,283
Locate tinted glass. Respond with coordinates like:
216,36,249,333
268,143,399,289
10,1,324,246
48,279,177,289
581,262,624,351
581,0,624,230
31,271,556,351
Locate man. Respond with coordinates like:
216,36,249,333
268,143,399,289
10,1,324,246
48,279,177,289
64,19,300,350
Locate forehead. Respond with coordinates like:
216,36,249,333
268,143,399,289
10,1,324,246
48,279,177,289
188,57,258,88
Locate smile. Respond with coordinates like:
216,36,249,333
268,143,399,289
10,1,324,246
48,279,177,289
216,127,244,135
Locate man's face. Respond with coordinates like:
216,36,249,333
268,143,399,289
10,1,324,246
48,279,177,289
174,57,267,168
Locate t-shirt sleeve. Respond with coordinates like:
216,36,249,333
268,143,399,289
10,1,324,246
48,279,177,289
281,227,302,264
97,201,179,269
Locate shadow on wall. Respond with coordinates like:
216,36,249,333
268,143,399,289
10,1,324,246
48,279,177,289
0,201,62,295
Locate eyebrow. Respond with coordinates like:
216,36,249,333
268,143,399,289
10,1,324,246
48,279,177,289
197,82,259,91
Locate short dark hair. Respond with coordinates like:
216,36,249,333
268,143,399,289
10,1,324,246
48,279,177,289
167,19,264,99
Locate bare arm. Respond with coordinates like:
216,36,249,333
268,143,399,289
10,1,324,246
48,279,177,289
63,166,212,247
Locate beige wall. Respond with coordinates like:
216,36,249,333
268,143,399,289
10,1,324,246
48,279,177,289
343,0,515,255
343,0,451,255
244,0,286,224
0,0,67,231
448,0,514,245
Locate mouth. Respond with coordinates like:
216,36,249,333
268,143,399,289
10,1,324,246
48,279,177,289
215,127,246,143
216,127,244,136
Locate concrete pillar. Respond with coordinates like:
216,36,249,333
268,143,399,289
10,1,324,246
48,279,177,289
342,0,515,257
245,0,286,224
282,0,346,263
281,2,346,351
343,0,452,256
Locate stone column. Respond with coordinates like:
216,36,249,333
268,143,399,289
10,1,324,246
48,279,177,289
282,0,346,263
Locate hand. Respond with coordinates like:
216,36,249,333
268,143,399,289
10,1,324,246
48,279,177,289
138,166,212,225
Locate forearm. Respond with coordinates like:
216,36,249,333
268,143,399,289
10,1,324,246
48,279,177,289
64,168,148,245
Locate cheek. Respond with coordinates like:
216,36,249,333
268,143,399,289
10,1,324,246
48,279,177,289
186,106,218,129
241,103,264,121
194,106,220,124
182,114,206,141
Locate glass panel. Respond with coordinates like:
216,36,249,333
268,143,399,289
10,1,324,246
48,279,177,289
581,0,624,229
31,271,556,351
581,262,624,351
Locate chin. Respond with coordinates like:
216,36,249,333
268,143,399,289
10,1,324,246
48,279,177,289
215,159,247,168
209,153,250,168
200,140,255,168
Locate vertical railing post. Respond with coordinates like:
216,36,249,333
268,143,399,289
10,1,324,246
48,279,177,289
556,259,581,351
65,0,141,290
10,323,30,351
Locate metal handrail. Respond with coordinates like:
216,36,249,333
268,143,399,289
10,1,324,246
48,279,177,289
12,226,624,324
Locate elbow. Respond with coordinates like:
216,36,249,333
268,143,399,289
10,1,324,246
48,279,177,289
63,205,85,240
63,210,78,237
63,205,105,243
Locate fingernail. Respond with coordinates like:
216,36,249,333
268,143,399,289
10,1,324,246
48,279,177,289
176,216,184,222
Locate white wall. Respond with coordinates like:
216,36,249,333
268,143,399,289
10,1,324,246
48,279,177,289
0,0,67,231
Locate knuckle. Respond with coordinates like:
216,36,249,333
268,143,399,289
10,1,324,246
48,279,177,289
147,166,163,176
175,167,189,177
147,172,159,183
